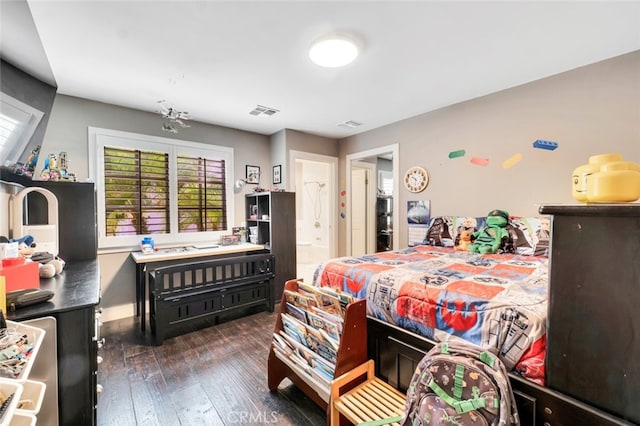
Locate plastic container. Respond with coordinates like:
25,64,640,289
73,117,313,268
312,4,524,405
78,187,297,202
0,321,45,381
15,379,45,416
0,379,24,426
141,237,155,253
6,412,36,426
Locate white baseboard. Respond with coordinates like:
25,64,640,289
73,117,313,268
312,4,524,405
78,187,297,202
101,303,136,323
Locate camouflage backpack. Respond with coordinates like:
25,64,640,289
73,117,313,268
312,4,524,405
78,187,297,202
401,341,520,426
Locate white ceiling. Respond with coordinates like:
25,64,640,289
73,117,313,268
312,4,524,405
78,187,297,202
2,1,640,139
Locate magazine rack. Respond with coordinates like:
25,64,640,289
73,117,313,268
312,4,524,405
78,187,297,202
267,278,367,421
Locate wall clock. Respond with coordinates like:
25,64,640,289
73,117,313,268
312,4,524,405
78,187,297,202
404,166,429,192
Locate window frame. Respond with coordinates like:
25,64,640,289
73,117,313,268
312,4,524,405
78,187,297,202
0,92,44,165
88,127,234,251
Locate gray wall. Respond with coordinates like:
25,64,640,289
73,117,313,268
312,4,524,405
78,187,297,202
38,94,272,319
0,59,57,162
338,50,640,252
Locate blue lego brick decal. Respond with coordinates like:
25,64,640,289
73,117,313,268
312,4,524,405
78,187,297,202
532,139,558,150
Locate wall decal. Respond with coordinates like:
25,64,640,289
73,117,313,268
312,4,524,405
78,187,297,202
470,157,490,166
448,149,466,159
502,153,523,169
533,139,559,150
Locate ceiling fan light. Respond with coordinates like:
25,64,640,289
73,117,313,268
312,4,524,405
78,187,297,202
309,36,358,68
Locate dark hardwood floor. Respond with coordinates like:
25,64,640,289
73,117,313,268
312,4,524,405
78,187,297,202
97,310,326,426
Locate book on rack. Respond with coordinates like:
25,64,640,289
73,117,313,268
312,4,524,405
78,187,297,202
285,302,308,323
284,289,319,310
280,312,339,365
278,330,336,383
296,282,354,318
306,308,340,340
281,313,309,347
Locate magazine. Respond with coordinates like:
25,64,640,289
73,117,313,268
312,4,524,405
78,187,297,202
306,309,340,340
283,289,318,310
285,302,308,324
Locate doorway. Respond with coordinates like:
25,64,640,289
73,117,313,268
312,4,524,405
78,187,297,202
289,150,338,284
351,161,376,255
346,144,399,256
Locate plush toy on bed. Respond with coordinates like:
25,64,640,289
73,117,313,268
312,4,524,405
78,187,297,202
454,230,472,251
468,209,510,254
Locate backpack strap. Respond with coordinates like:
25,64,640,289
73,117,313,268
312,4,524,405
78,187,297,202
479,351,496,368
428,378,492,414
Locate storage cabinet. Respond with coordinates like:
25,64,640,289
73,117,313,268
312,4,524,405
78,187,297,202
8,260,101,425
539,204,640,425
0,168,97,261
245,192,296,303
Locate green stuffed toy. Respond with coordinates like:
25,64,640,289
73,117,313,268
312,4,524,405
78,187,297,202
468,209,510,254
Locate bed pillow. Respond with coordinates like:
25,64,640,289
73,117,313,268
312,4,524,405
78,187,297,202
508,216,551,257
423,216,455,247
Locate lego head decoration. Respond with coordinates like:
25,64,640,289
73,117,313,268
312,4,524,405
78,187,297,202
468,209,510,254
572,153,640,203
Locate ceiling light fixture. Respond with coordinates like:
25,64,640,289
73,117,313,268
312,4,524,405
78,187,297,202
309,35,359,68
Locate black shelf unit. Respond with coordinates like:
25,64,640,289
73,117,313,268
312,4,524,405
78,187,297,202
245,191,296,304
376,196,393,252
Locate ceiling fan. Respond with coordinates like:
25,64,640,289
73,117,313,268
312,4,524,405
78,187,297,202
157,100,191,132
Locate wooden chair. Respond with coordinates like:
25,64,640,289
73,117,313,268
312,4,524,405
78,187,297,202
330,360,406,426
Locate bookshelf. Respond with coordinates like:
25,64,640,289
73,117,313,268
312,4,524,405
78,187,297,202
245,192,296,304
267,279,367,417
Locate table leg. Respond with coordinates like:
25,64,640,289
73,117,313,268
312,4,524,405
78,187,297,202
135,263,143,317
135,263,147,332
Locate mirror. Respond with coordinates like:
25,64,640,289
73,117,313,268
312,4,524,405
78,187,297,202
346,144,399,256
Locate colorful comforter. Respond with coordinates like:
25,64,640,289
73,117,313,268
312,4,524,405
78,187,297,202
312,245,547,384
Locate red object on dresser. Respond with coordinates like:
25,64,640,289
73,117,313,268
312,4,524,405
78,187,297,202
0,259,40,292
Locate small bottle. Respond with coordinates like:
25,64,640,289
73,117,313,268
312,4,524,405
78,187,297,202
141,237,155,253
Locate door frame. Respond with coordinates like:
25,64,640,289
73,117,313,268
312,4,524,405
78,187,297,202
289,150,338,259
346,144,399,255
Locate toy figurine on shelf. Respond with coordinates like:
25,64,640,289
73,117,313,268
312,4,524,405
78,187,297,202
40,153,61,181
57,151,76,181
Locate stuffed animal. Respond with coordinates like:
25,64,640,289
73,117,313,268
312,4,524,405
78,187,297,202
468,209,510,254
454,230,472,251
10,235,36,258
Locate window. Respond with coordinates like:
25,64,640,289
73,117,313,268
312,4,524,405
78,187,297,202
0,92,44,165
89,127,234,250
176,155,227,232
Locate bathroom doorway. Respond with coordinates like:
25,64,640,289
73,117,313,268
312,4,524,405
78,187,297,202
290,151,338,284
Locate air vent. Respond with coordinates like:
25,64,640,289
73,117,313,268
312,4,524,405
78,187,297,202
338,120,363,128
249,105,279,116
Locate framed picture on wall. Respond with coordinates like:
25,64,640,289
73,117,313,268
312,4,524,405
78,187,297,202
246,165,260,184
273,165,282,184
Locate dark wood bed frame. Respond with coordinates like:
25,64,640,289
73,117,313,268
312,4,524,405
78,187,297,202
367,316,633,426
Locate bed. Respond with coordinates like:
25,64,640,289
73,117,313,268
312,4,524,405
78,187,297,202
313,215,549,384
311,214,632,425
313,244,548,384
